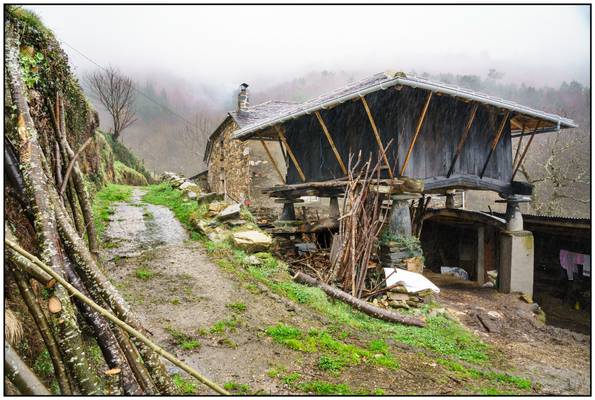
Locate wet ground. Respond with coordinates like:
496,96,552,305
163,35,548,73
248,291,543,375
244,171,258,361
428,272,591,395
100,188,590,395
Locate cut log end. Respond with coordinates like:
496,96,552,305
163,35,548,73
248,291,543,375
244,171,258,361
105,368,122,376
48,296,62,314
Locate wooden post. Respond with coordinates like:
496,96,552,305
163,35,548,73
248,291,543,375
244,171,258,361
259,140,285,183
479,110,510,178
400,91,433,176
510,122,541,181
511,124,526,169
314,111,347,175
446,103,479,177
274,125,306,182
360,97,394,178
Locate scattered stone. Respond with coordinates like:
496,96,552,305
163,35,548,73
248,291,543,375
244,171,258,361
520,293,533,304
476,312,501,333
232,230,272,253
246,255,262,265
487,310,503,319
226,219,246,227
428,307,446,318
207,201,229,217
185,191,197,200
197,192,224,205
217,203,241,221
387,292,409,302
389,300,410,310
295,242,317,256
179,181,199,192
481,281,495,288
207,232,227,243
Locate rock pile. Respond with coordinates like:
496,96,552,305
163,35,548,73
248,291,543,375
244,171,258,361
162,172,273,254
372,287,437,310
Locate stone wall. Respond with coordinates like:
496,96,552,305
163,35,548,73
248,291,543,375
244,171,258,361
207,119,251,202
207,119,287,215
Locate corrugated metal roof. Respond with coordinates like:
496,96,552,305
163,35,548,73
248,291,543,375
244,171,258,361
233,71,577,140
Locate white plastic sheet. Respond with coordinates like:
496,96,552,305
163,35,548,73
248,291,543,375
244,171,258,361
384,268,440,294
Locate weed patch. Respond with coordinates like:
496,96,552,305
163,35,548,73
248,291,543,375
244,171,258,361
172,373,198,394
226,302,247,313
135,267,155,280
223,381,250,395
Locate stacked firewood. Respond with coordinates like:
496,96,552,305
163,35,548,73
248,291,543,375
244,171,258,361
331,154,391,298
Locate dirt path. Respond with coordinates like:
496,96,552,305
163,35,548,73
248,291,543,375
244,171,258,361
428,272,591,395
99,188,590,395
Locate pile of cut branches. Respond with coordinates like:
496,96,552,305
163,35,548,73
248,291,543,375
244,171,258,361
331,153,391,298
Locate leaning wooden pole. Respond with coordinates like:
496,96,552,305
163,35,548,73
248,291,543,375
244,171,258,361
5,342,52,395
361,97,393,178
510,122,541,181
57,94,100,255
275,124,306,182
10,266,73,395
400,91,433,176
6,26,103,395
314,111,348,176
293,271,426,327
5,239,231,396
479,110,510,178
446,102,479,177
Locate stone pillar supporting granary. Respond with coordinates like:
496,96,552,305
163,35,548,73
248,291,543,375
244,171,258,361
498,195,534,295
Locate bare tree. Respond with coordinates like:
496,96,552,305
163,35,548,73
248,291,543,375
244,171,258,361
517,131,590,216
85,66,136,140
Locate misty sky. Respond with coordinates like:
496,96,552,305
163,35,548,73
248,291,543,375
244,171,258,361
29,4,590,92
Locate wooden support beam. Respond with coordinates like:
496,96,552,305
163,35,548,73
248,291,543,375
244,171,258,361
400,91,433,176
511,124,526,169
274,125,306,182
479,110,510,179
510,122,541,181
360,97,394,178
446,102,479,178
314,111,347,175
259,140,285,184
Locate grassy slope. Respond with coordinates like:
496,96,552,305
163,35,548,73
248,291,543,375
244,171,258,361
141,182,533,395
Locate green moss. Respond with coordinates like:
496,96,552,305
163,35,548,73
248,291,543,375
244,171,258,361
438,358,532,392
318,355,344,373
281,372,301,385
114,161,148,186
33,350,53,379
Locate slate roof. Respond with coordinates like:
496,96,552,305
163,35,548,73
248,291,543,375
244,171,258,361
203,100,297,162
232,71,578,140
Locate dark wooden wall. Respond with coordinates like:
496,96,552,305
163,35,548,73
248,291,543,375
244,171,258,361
284,86,513,193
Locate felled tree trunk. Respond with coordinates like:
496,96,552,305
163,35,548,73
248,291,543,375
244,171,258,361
5,27,103,395
5,342,52,395
56,94,99,256
64,263,143,395
294,272,426,327
10,266,72,395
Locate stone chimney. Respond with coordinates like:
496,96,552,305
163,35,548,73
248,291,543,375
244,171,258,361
237,83,249,113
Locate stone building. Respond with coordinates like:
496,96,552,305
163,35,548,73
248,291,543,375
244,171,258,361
203,84,293,211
